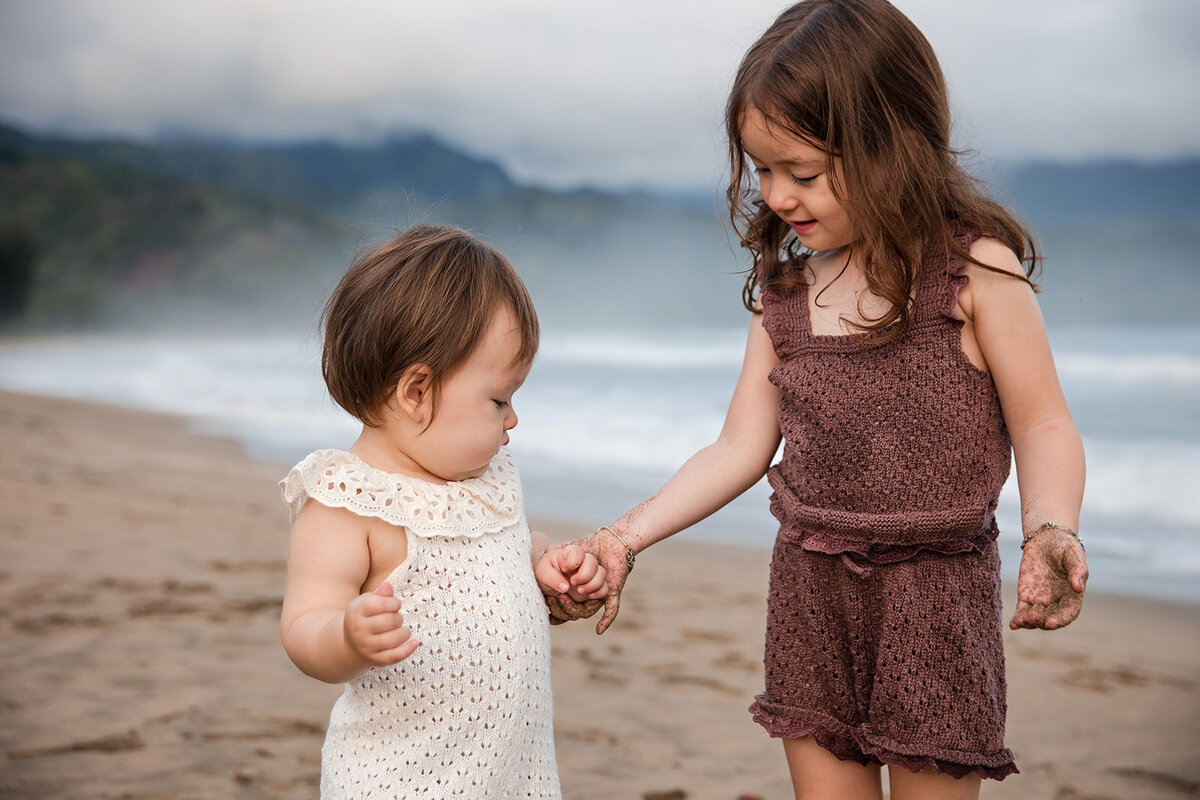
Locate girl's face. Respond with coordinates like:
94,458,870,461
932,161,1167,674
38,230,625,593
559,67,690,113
410,305,529,482
740,107,853,253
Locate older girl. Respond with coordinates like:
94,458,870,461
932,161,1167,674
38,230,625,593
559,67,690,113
555,2,1087,798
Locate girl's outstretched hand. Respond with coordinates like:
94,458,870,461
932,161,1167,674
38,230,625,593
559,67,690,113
545,529,633,634
344,582,421,665
1010,530,1089,630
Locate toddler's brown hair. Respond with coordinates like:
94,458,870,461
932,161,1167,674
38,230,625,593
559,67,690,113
322,224,539,426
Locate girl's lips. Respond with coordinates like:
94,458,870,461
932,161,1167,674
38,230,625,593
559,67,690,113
789,219,817,234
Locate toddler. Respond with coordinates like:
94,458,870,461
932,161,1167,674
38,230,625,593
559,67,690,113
279,224,605,798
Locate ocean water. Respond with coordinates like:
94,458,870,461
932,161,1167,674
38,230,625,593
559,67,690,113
1,323,1197,605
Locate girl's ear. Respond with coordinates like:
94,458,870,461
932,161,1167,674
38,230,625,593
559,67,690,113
393,364,434,424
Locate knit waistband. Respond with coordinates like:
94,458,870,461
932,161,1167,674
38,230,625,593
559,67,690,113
770,485,999,555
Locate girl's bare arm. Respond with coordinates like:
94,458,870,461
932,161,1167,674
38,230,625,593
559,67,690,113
963,238,1088,628
568,314,784,632
617,315,783,551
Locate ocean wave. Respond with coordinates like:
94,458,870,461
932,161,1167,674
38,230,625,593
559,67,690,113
2,332,1196,532
537,328,1200,386
1079,437,1200,527
1056,352,1200,386
538,328,746,369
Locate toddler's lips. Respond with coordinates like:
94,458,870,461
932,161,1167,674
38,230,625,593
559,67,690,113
790,219,817,234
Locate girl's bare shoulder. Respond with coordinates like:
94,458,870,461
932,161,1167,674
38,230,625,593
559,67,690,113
957,237,1031,320
968,236,1024,276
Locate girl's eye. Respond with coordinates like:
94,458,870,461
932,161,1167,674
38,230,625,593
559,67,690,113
792,174,818,185
494,400,509,410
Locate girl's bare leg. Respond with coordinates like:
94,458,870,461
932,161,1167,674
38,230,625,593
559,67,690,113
888,765,981,800
782,736,883,800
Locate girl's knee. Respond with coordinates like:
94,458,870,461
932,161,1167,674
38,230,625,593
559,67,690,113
781,737,883,800
887,765,981,800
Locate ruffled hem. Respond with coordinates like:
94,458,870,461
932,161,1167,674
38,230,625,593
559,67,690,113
748,699,1018,781
280,448,523,537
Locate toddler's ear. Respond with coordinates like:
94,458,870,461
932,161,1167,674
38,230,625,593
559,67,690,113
393,364,434,422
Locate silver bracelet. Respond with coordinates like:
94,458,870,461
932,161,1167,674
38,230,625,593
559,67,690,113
1021,522,1085,553
597,526,636,572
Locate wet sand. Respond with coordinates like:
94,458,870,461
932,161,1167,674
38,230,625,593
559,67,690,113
1,390,1197,799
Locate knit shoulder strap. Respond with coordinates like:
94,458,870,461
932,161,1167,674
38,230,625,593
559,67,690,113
933,227,982,324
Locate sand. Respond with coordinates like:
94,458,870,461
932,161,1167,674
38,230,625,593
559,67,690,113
1,389,1197,800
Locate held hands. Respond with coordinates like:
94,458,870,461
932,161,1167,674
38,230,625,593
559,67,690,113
546,528,634,634
535,545,609,603
1010,528,1089,630
343,582,421,667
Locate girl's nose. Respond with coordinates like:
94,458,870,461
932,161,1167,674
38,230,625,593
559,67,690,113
766,181,798,213
505,407,518,430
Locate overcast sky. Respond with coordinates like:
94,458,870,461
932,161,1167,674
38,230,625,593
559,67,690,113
2,0,1197,191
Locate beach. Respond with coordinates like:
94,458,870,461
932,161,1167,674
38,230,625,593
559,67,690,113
1,389,1197,800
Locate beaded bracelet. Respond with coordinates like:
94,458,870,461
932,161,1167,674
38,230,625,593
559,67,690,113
1021,522,1085,553
597,525,636,572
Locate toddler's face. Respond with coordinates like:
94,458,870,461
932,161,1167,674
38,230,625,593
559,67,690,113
415,305,530,482
740,106,852,253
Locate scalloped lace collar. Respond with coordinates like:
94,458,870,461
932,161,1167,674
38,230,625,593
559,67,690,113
282,447,523,538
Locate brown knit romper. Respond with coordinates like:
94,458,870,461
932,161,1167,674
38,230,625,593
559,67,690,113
747,229,1018,780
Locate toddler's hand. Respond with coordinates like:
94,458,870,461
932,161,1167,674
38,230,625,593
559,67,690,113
343,582,420,666
536,545,609,602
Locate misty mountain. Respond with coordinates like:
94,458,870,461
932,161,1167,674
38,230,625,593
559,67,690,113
997,159,1200,225
1,122,1195,330
1,126,518,212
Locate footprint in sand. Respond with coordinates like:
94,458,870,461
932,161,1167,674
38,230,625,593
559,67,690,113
1053,788,1115,800
678,627,737,644
1108,766,1200,795
12,612,110,633
7,729,144,760
1015,647,1195,694
1059,664,1194,694
660,673,743,695
10,576,279,631
558,726,619,747
642,791,688,800
209,558,287,573
198,715,326,741
713,650,761,673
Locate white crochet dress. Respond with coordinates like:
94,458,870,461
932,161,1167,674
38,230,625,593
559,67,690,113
281,448,561,799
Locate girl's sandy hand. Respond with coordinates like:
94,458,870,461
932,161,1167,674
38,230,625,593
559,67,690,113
343,582,420,666
1010,530,1089,630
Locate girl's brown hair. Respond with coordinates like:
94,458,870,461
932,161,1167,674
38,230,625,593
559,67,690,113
322,224,539,426
726,0,1038,339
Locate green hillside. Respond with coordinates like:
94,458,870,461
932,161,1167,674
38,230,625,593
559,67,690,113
0,124,739,330
0,126,348,326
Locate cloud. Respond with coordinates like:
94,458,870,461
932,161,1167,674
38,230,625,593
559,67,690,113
906,0,1200,163
1,0,1196,191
